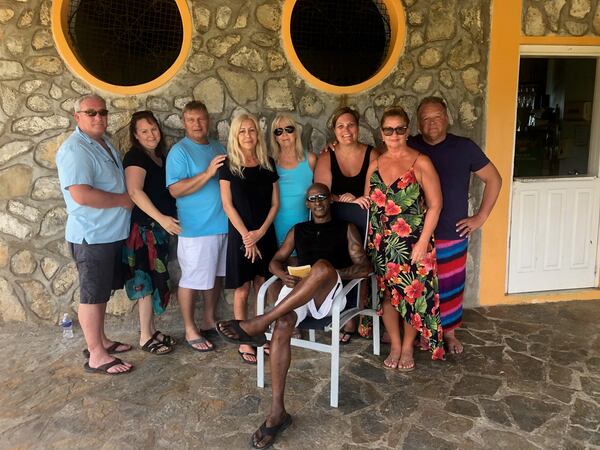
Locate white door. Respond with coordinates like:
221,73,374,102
507,47,600,294
508,178,600,293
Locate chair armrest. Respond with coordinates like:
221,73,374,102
257,274,279,315
330,277,364,316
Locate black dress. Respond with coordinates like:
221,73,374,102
219,159,279,289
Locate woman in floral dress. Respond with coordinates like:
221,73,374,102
363,107,445,370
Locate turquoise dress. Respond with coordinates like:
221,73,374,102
274,153,313,246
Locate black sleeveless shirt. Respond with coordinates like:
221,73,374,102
294,220,352,269
330,145,373,198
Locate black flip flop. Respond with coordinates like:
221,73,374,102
186,336,215,353
216,320,266,347
339,331,355,345
200,328,219,339
251,414,293,449
82,341,132,359
238,350,257,365
83,357,133,375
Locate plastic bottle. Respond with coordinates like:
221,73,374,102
60,313,74,338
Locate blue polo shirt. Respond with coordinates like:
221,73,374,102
56,127,130,244
165,137,228,237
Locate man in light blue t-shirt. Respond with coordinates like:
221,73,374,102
56,94,134,375
166,101,228,352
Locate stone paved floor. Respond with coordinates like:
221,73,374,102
1,300,599,449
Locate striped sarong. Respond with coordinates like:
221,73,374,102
436,238,468,332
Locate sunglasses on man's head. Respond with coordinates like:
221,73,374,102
273,125,295,136
382,126,408,136
78,109,109,117
306,193,329,202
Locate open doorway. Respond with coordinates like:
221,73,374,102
508,49,600,294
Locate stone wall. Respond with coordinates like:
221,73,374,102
0,0,491,324
523,0,600,35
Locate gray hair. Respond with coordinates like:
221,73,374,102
73,94,106,113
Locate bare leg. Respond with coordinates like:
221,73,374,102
444,329,463,354
381,296,401,369
80,303,131,373
138,295,155,345
252,312,296,449
234,282,255,362
230,260,338,337
398,320,417,370
179,286,212,351
200,276,222,330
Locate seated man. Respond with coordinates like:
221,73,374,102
217,183,371,449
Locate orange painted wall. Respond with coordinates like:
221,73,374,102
480,0,600,305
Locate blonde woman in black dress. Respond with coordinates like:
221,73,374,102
219,113,280,364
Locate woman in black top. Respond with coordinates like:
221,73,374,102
219,113,279,364
314,106,379,210
314,107,379,342
123,111,180,355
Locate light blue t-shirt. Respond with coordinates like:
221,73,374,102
165,137,228,237
56,127,130,244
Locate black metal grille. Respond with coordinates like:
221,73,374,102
67,0,183,86
290,0,391,87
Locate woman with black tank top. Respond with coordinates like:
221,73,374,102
314,106,380,343
314,107,379,211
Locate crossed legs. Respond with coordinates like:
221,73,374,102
217,259,339,446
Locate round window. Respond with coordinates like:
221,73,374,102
52,0,192,95
282,0,405,94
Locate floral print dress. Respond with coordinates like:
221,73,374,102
368,162,445,360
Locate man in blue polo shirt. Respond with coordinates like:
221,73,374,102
166,101,228,352
56,94,134,375
408,96,502,354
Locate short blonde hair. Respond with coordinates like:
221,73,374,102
227,113,273,178
269,114,304,163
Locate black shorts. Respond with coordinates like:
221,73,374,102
69,240,125,304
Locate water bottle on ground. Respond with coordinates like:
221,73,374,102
60,313,74,339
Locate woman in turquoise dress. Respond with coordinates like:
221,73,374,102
363,107,445,370
270,114,316,247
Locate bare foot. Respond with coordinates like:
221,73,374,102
398,344,415,372
88,355,133,374
185,330,213,351
398,355,415,372
239,344,256,364
445,330,463,354
383,349,401,369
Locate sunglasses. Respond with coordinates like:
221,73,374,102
306,193,329,202
273,125,295,136
78,109,109,117
382,126,408,136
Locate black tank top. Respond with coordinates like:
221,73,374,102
294,220,352,269
330,145,373,198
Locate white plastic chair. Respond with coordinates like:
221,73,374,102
255,202,380,407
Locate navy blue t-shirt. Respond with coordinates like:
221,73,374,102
408,133,490,240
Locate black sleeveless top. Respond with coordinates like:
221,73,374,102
294,220,352,269
330,145,373,198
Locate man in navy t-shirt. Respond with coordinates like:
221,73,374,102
408,97,502,354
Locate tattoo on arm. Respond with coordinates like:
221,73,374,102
338,224,371,280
